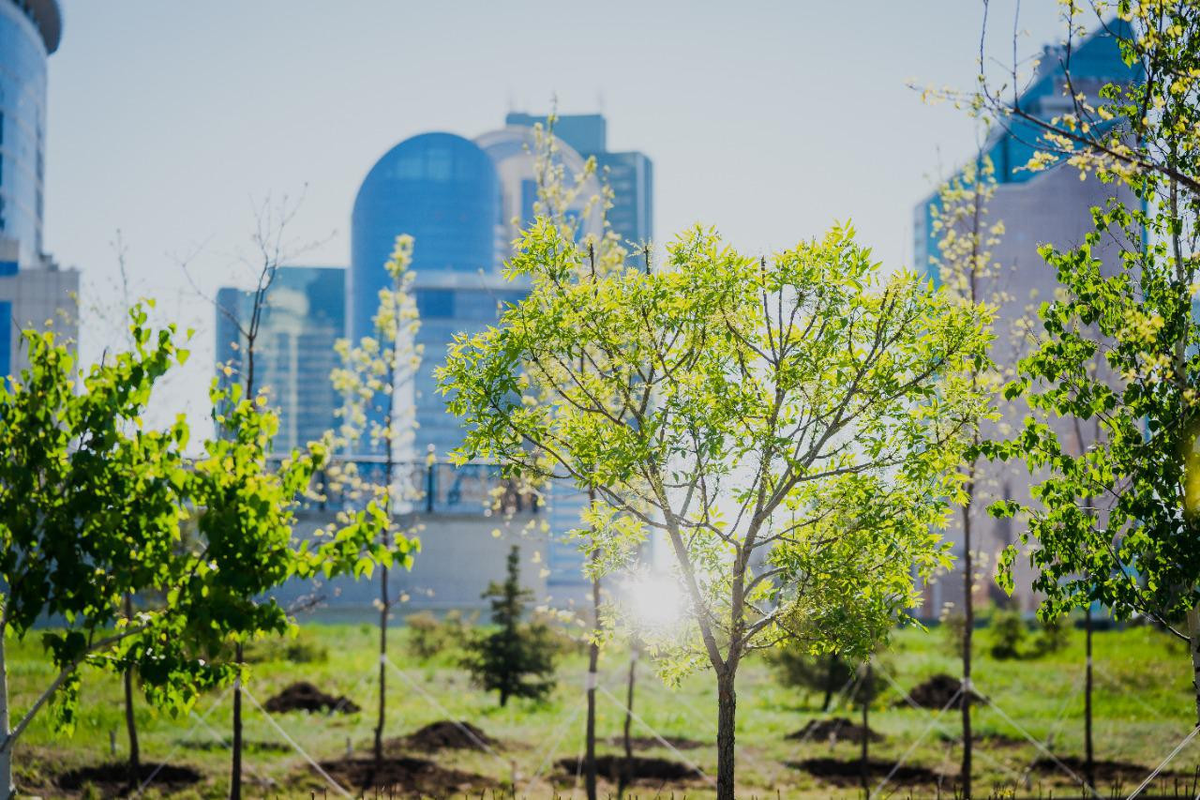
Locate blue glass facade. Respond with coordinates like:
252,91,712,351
0,0,58,269
350,133,499,345
215,267,346,454
504,112,654,247
914,19,1139,280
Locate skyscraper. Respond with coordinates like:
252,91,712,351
505,112,654,249
911,20,1139,615
215,267,345,454
0,0,77,377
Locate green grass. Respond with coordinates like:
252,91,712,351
6,622,1198,798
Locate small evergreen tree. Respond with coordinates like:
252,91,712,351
463,547,556,707
769,649,853,712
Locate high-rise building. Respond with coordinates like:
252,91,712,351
911,21,1139,616
215,267,345,454
0,0,76,377
505,112,654,249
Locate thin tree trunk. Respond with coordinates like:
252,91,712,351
374,562,389,770
822,654,840,712
1187,606,1200,725
860,662,871,797
585,570,600,800
230,642,243,800
1,623,12,800
123,595,140,787
715,666,737,800
619,643,638,800
961,504,973,800
1084,603,1095,791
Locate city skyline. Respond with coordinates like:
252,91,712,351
45,1,1067,439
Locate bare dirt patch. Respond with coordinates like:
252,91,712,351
902,673,985,710
263,681,360,714
556,754,701,785
786,717,883,744
319,756,493,795
790,757,942,788
55,762,202,795
396,719,497,752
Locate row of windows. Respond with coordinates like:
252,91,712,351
414,288,527,320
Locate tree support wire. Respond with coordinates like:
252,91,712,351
134,685,234,796
595,682,716,788
1125,724,1200,800
241,684,352,798
383,654,512,771
870,686,963,800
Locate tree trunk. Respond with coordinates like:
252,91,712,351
822,654,840,712
961,506,973,800
584,573,600,800
123,594,140,788
230,642,243,800
619,644,638,800
860,662,871,797
1084,604,1095,792
715,666,737,800
1187,605,1200,725
1,624,12,800
374,563,389,771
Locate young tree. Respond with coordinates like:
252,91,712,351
329,234,422,773
770,648,854,712
462,546,557,707
0,308,391,800
440,220,991,798
977,3,1200,724
928,153,1008,799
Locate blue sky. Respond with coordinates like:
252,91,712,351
46,0,1065,432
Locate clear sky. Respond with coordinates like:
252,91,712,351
46,0,1065,435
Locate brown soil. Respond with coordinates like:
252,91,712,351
1032,754,1170,784
787,717,883,744
902,673,985,709
936,730,1025,747
319,756,492,795
790,757,942,787
55,762,202,795
263,681,360,714
604,734,706,750
556,754,700,784
397,719,497,752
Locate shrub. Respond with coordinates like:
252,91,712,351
988,606,1027,660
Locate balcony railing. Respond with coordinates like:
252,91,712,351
268,456,540,516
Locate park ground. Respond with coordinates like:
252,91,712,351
6,621,1198,798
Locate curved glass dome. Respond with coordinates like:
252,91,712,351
349,132,499,343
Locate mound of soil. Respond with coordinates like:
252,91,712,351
56,762,202,794
400,720,496,752
790,757,941,787
263,681,360,714
556,755,698,784
605,734,705,750
319,756,491,794
1032,754,1167,783
903,674,985,710
787,717,883,744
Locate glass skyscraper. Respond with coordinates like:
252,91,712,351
215,267,345,454
505,112,654,249
910,20,1139,616
0,0,76,378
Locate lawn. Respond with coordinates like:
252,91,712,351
6,621,1197,798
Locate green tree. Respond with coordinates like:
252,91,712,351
0,308,392,800
462,546,557,706
770,649,854,712
977,4,1200,729
330,234,422,773
440,220,991,799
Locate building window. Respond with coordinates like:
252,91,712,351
416,289,455,318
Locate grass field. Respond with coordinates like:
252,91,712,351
6,620,1198,798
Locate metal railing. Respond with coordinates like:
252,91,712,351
268,456,540,516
